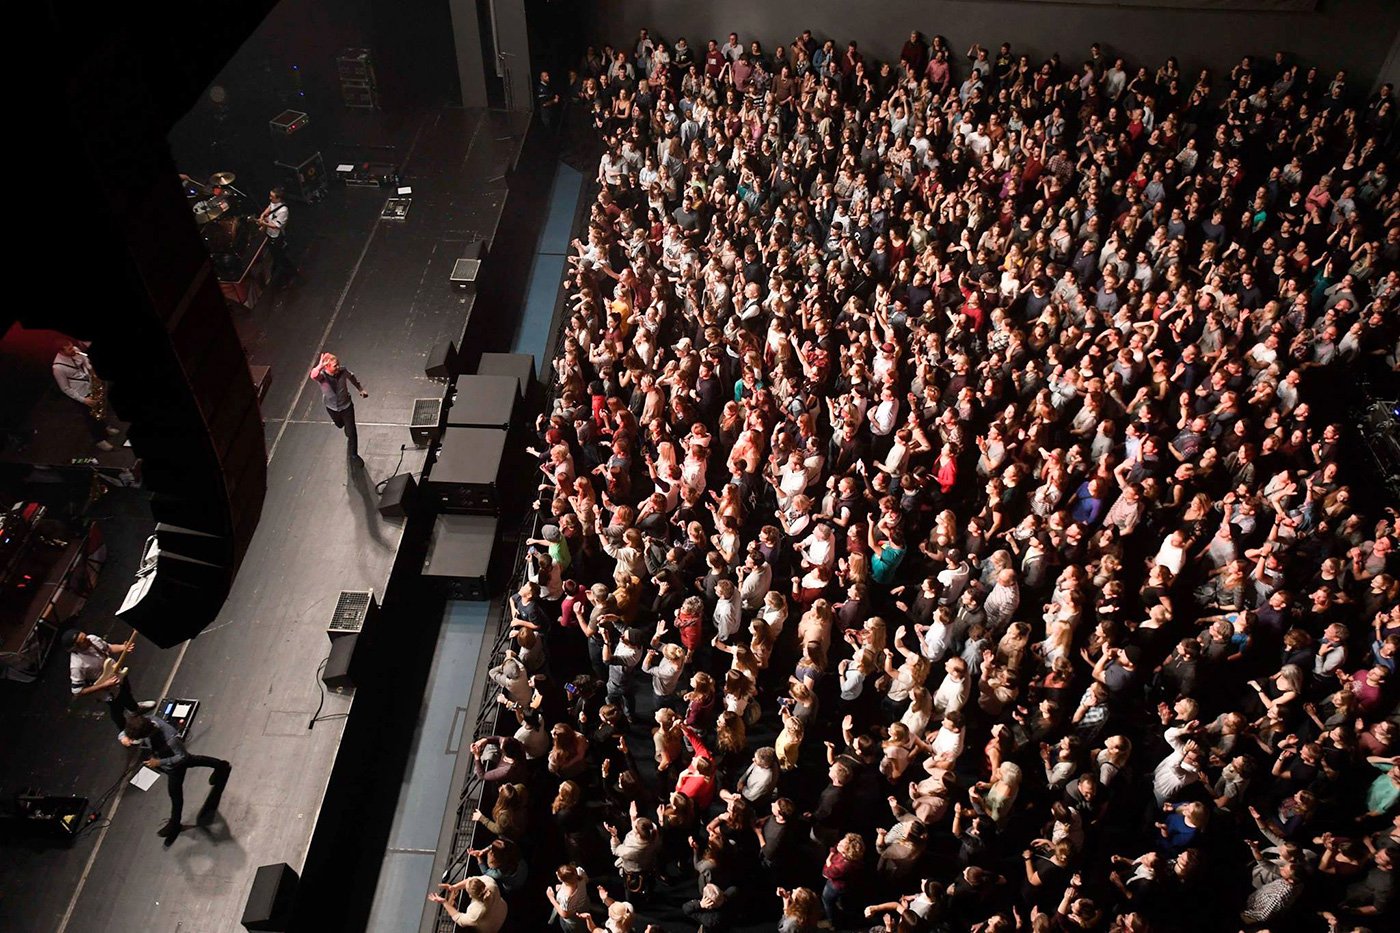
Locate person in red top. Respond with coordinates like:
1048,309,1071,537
674,596,704,653
703,39,724,80
933,444,959,498
899,31,927,76
674,723,716,809
958,290,987,331
839,42,862,77
925,50,951,94
819,833,865,925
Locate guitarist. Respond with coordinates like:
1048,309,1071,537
64,629,155,729
255,186,299,286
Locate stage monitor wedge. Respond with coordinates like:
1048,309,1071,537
242,862,298,931
425,340,458,379
377,473,418,517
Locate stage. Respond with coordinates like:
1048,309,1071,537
0,105,542,933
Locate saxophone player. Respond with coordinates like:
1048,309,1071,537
52,339,121,451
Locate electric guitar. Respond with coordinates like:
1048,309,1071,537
99,634,137,685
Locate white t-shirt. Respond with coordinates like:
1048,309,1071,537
70,635,112,695
264,203,289,238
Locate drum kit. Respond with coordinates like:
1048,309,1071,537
187,171,247,254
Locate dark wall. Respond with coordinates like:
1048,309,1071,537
371,0,461,106
39,2,279,645
1382,27,1400,91
583,0,1400,92
166,0,459,167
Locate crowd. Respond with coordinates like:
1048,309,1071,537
442,24,1400,933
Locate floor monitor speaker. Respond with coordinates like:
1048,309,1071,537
241,862,298,931
321,635,360,692
425,340,458,379
377,473,418,517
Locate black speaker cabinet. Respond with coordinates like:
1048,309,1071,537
327,590,378,639
377,473,418,517
153,522,227,566
410,397,444,447
422,514,498,599
426,427,508,514
425,340,458,379
321,635,360,692
273,152,326,204
446,375,520,431
269,110,317,166
242,862,299,931
476,352,536,400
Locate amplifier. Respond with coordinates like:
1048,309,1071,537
411,398,444,447
426,426,508,514
422,514,498,600
274,152,326,204
327,589,378,640
341,82,379,109
446,375,520,431
336,48,375,81
337,48,378,109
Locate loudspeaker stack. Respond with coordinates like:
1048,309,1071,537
418,355,538,600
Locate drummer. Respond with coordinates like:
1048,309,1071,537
178,172,208,198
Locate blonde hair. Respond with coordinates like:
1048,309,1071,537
1179,801,1209,826
717,711,747,754
784,887,820,922
837,833,866,860
862,616,887,656
552,780,579,814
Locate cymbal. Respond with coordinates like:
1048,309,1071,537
193,198,228,224
209,171,237,187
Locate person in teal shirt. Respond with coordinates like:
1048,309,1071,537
1362,757,1398,818
869,526,906,585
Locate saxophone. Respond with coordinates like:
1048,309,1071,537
88,369,108,422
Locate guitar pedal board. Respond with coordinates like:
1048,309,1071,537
157,697,201,738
